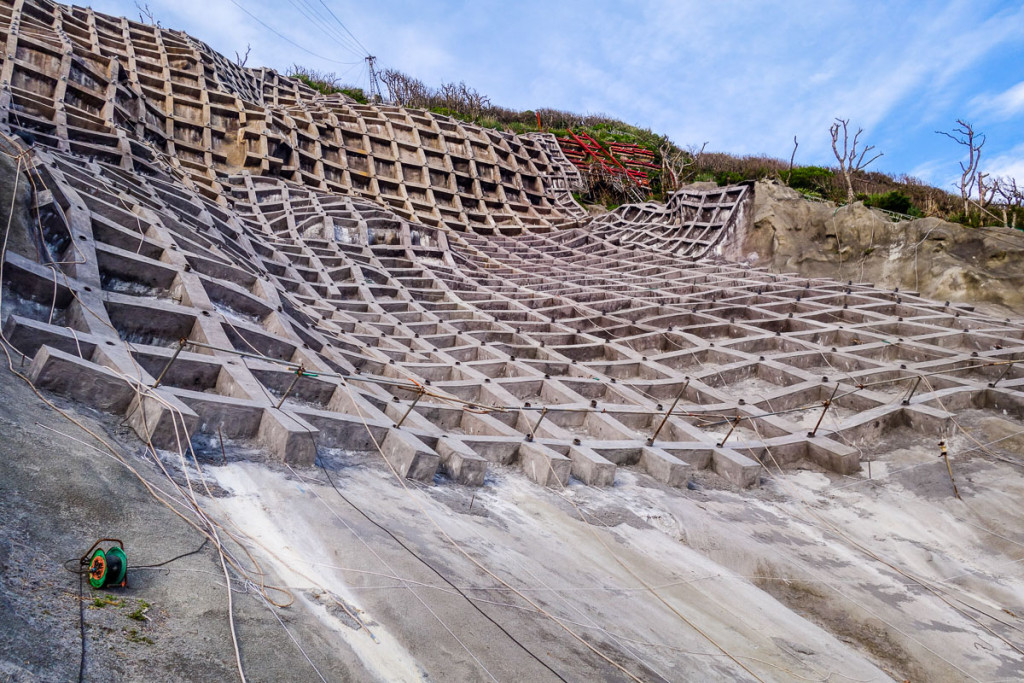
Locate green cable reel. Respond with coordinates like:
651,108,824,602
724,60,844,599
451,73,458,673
83,539,128,589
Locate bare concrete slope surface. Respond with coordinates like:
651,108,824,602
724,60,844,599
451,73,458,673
1,1,1024,681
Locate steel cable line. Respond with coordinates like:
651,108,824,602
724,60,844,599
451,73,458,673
286,0,363,57
226,0,361,65
294,0,365,56
316,0,370,56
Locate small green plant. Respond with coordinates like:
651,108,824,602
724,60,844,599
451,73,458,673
127,599,151,621
125,628,154,645
90,595,124,609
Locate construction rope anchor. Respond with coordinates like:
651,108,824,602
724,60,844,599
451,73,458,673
394,386,425,428
901,375,923,406
276,365,305,409
526,407,549,442
808,383,840,438
151,338,188,388
989,359,1017,388
647,378,689,446
939,440,962,500
716,415,742,448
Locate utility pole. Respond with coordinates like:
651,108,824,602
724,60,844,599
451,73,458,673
365,55,382,102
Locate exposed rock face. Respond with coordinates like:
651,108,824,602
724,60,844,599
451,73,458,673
725,182,1024,316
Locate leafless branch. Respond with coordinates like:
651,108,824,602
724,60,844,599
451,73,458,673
936,119,985,215
785,135,798,186
830,118,882,202
235,44,251,68
134,2,159,26
659,141,707,190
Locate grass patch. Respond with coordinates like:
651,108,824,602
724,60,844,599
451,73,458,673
127,599,151,621
89,595,124,609
125,628,154,645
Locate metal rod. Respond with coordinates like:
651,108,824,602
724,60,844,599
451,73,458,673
716,415,742,447
647,379,690,446
526,407,549,442
901,376,923,405
152,338,187,388
217,425,228,465
989,360,1016,387
940,440,961,500
395,388,425,428
276,366,304,409
808,383,840,438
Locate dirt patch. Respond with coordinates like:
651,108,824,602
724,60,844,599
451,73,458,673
753,560,926,681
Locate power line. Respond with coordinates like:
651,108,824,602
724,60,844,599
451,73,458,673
226,0,361,66
290,0,365,58
316,0,370,56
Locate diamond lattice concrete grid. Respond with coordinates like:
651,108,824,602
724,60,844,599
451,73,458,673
3,0,1024,492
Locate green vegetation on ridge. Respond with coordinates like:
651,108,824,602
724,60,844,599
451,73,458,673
285,64,1022,229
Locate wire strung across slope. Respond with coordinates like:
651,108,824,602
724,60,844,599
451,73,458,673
315,0,370,55
306,452,571,683
225,0,361,65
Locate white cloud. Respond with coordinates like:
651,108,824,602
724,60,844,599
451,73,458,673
984,143,1024,184
971,81,1024,120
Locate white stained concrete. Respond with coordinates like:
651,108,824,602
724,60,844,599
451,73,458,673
210,461,900,682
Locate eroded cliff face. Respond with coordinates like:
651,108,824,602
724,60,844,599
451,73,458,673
724,182,1024,316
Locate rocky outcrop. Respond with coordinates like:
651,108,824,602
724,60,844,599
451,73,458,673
724,181,1024,316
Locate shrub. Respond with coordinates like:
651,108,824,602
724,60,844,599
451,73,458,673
787,166,833,193
340,87,368,104
863,190,922,216
287,65,366,102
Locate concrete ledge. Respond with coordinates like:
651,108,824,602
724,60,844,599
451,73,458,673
169,389,265,439
28,345,134,412
291,406,389,451
457,436,519,465
126,391,200,451
519,441,571,487
436,436,488,486
4,315,98,359
566,444,616,486
711,447,761,487
807,437,861,475
257,409,319,466
664,447,713,469
381,428,440,482
903,404,953,435
640,446,691,486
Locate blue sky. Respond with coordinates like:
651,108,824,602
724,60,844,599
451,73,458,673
91,0,1024,189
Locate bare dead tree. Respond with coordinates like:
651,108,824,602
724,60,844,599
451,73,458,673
436,81,459,112
937,119,985,215
135,2,160,26
235,44,251,68
379,69,429,107
785,135,798,186
829,118,883,203
457,82,490,119
659,141,707,190
994,176,1023,228
977,171,998,211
